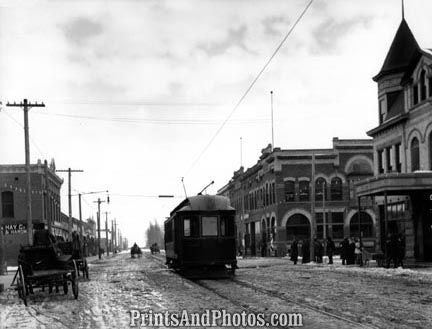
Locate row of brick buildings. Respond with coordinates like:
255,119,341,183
219,17,432,262
0,160,96,265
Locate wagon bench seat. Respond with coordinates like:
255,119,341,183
27,269,72,278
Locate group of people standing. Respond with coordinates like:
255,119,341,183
385,233,405,268
289,237,336,265
339,237,363,265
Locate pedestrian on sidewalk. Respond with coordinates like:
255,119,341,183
347,237,356,265
354,238,362,266
396,233,405,268
301,239,310,263
327,237,335,264
386,233,398,268
340,237,349,265
314,238,323,263
290,237,299,265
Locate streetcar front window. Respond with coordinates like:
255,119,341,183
184,219,191,237
220,215,235,237
183,216,200,237
202,216,218,236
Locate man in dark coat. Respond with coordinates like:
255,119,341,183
290,237,299,265
340,237,349,265
396,233,405,268
386,233,399,268
327,237,335,264
314,238,323,263
348,238,356,265
302,239,310,263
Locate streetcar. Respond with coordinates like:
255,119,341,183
164,194,237,278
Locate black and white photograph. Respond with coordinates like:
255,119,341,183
1,0,432,328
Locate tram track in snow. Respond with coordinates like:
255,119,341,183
147,252,378,329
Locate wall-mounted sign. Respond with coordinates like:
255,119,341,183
2,224,27,235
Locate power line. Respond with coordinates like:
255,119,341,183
33,112,269,125
46,99,222,107
0,110,47,159
184,0,315,177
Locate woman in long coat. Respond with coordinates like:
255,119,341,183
301,239,310,263
290,238,299,265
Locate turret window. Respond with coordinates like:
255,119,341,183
413,85,419,105
411,137,420,172
420,70,427,101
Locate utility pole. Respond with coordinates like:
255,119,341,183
78,193,83,238
323,180,327,258
270,91,274,151
111,219,114,253
105,212,110,256
76,190,107,239
7,99,45,245
114,220,117,253
310,153,316,263
93,197,108,259
56,168,83,238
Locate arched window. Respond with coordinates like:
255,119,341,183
299,180,310,201
330,177,343,200
350,212,373,238
411,137,420,172
284,180,295,202
286,214,310,241
1,191,14,217
315,177,327,201
420,70,427,101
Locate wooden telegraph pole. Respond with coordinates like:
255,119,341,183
104,212,110,256
6,99,45,245
93,195,109,259
56,168,83,238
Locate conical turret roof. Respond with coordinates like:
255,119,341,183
373,19,420,81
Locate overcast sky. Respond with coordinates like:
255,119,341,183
1,0,431,246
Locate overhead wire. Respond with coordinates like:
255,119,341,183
33,111,270,126
184,0,315,177
0,109,48,159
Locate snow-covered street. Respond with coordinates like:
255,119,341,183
1,252,432,328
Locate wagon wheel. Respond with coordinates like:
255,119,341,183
17,265,28,306
72,260,79,299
